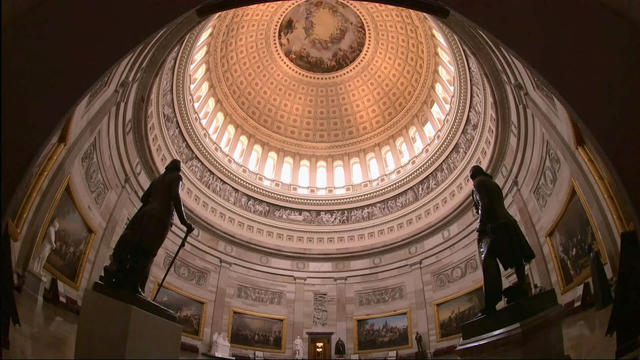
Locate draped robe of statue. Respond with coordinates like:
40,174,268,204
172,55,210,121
102,159,193,295
470,165,535,313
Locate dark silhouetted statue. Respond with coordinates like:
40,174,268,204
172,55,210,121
335,337,345,356
415,332,424,353
101,159,194,296
470,165,535,314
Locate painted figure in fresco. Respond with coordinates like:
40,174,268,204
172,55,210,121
33,219,59,276
470,165,535,314
101,159,194,296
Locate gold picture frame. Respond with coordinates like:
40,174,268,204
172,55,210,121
34,175,95,289
433,284,484,342
228,308,287,353
151,281,208,340
545,180,607,294
353,309,412,353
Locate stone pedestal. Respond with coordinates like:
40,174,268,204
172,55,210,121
456,290,566,359
75,286,182,359
23,271,46,304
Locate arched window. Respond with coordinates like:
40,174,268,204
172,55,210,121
381,146,395,173
438,65,454,89
438,48,454,69
248,145,262,172
193,81,209,107
209,112,224,138
366,153,380,179
351,158,363,184
432,29,446,46
396,138,410,165
424,122,436,140
409,126,424,153
220,124,235,152
199,97,215,122
435,83,451,109
333,161,346,188
298,160,310,188
281,157,293,184
197,28,212,46
233,136,247,161
191,46,208,69
431,102,444,126
264,151,277,179
316,161,327,189
191,64,207,89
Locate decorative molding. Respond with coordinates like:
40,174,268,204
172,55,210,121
533,142,561,209
432,254,479,290
235,284,284,305
81,137,109,207
313,293,329,327
162,253,210,287
357,285,405,306
86,70,111,107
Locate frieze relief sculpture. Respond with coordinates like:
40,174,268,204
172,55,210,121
235,284,284,305
161,253,209,287
312,293,328,327
433,255,479,290
533,142,561,209
81,137,109,207
357,286,404,306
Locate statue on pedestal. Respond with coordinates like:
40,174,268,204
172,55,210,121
470,165,535,315
100,159,194,296
215,333,231,358
335,337,346,356
209,332,219,354
294,335,304,359
33,218,59,276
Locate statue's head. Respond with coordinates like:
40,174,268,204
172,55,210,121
165,159,181,172
469,165,490,180
52,218,60,230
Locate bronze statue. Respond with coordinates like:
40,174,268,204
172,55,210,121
470,165,535,315
101,159,194,296
415,332,424,353
334,337,345,356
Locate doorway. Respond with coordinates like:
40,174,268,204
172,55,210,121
307,332,332,360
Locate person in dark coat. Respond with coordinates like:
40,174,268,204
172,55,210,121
101,159,194,296
470,165,536,314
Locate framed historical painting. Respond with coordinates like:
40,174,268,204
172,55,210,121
228,308,287,353
545,181,606,294
353,309,412,353
151,281,207,339
35,176,95,289
433,284,484,341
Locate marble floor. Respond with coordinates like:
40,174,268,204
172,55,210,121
2,290,618,359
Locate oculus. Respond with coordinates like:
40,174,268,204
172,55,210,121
278,0,365,73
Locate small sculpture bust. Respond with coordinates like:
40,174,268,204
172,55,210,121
294,335,304,359
335,337,346,355
33,219,59,276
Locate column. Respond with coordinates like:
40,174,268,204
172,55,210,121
242,137,256,167
210,260,231,334
335,277,347,341
293,277,306,344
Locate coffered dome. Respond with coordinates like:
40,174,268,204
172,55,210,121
176,0,463,202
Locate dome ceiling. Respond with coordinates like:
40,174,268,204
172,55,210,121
208,0,436,149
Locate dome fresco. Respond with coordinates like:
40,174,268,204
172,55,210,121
278,0,366,73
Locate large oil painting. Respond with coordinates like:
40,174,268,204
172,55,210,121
152,282,207,339
278,0,366,73
36,176,95,289
546,181,606,293
433,284,483,341
229,308,286,353
354,309,412,353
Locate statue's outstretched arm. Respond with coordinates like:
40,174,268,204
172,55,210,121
172,174,193,231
